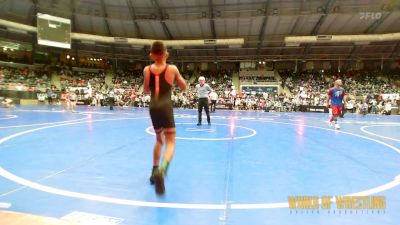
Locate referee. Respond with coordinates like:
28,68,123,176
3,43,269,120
195,76,212,126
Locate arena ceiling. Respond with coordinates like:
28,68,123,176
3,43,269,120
0,0,400,62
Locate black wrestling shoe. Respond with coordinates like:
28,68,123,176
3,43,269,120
153,170,165,195
149,167,158,185
197,123,201,126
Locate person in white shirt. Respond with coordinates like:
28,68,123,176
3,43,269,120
345,100,354,113
229,86,237,107
2,98,14,108
235,98,241,110
95,92,101,107
314,96,319,106
384,101,392,115
275,101,282,112
87,83,93,99
15,83,24,91
37,93,46,102
361,101,368,115
142,95,150,107
68,89,78,112
174,95,179,107
209,90,218,112
377,101,384,114
371,99,377,114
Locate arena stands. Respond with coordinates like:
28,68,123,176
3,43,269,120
0,60,399,115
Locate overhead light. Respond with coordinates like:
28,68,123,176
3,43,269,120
285,42,300,47
72,57,75,60
131,44,143,49
66,54,70,59
228,45,241,48
3,47,7,51
354,41,370,45
7,27,28,34
317,35,332,41
48,23,58,28
333,6,340,13
81,40,96,45
204,39,217,45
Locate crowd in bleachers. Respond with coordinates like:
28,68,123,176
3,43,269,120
198,70,232,91
1,61,399,115
112,69,142,90
0,66,51,91
280,69,399,97
60,68,106,89
125,70,232,109
278,69,399,114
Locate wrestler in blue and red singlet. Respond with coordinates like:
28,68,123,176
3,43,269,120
327,79,347,129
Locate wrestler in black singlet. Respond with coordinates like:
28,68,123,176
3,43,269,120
148,64,175,129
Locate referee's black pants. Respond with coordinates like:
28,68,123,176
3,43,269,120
198,98,210,124
109,97,115,110
210,100,217,112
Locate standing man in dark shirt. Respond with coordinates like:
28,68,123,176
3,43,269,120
108,89,115,110
143,41,187,195
47,88,54,105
